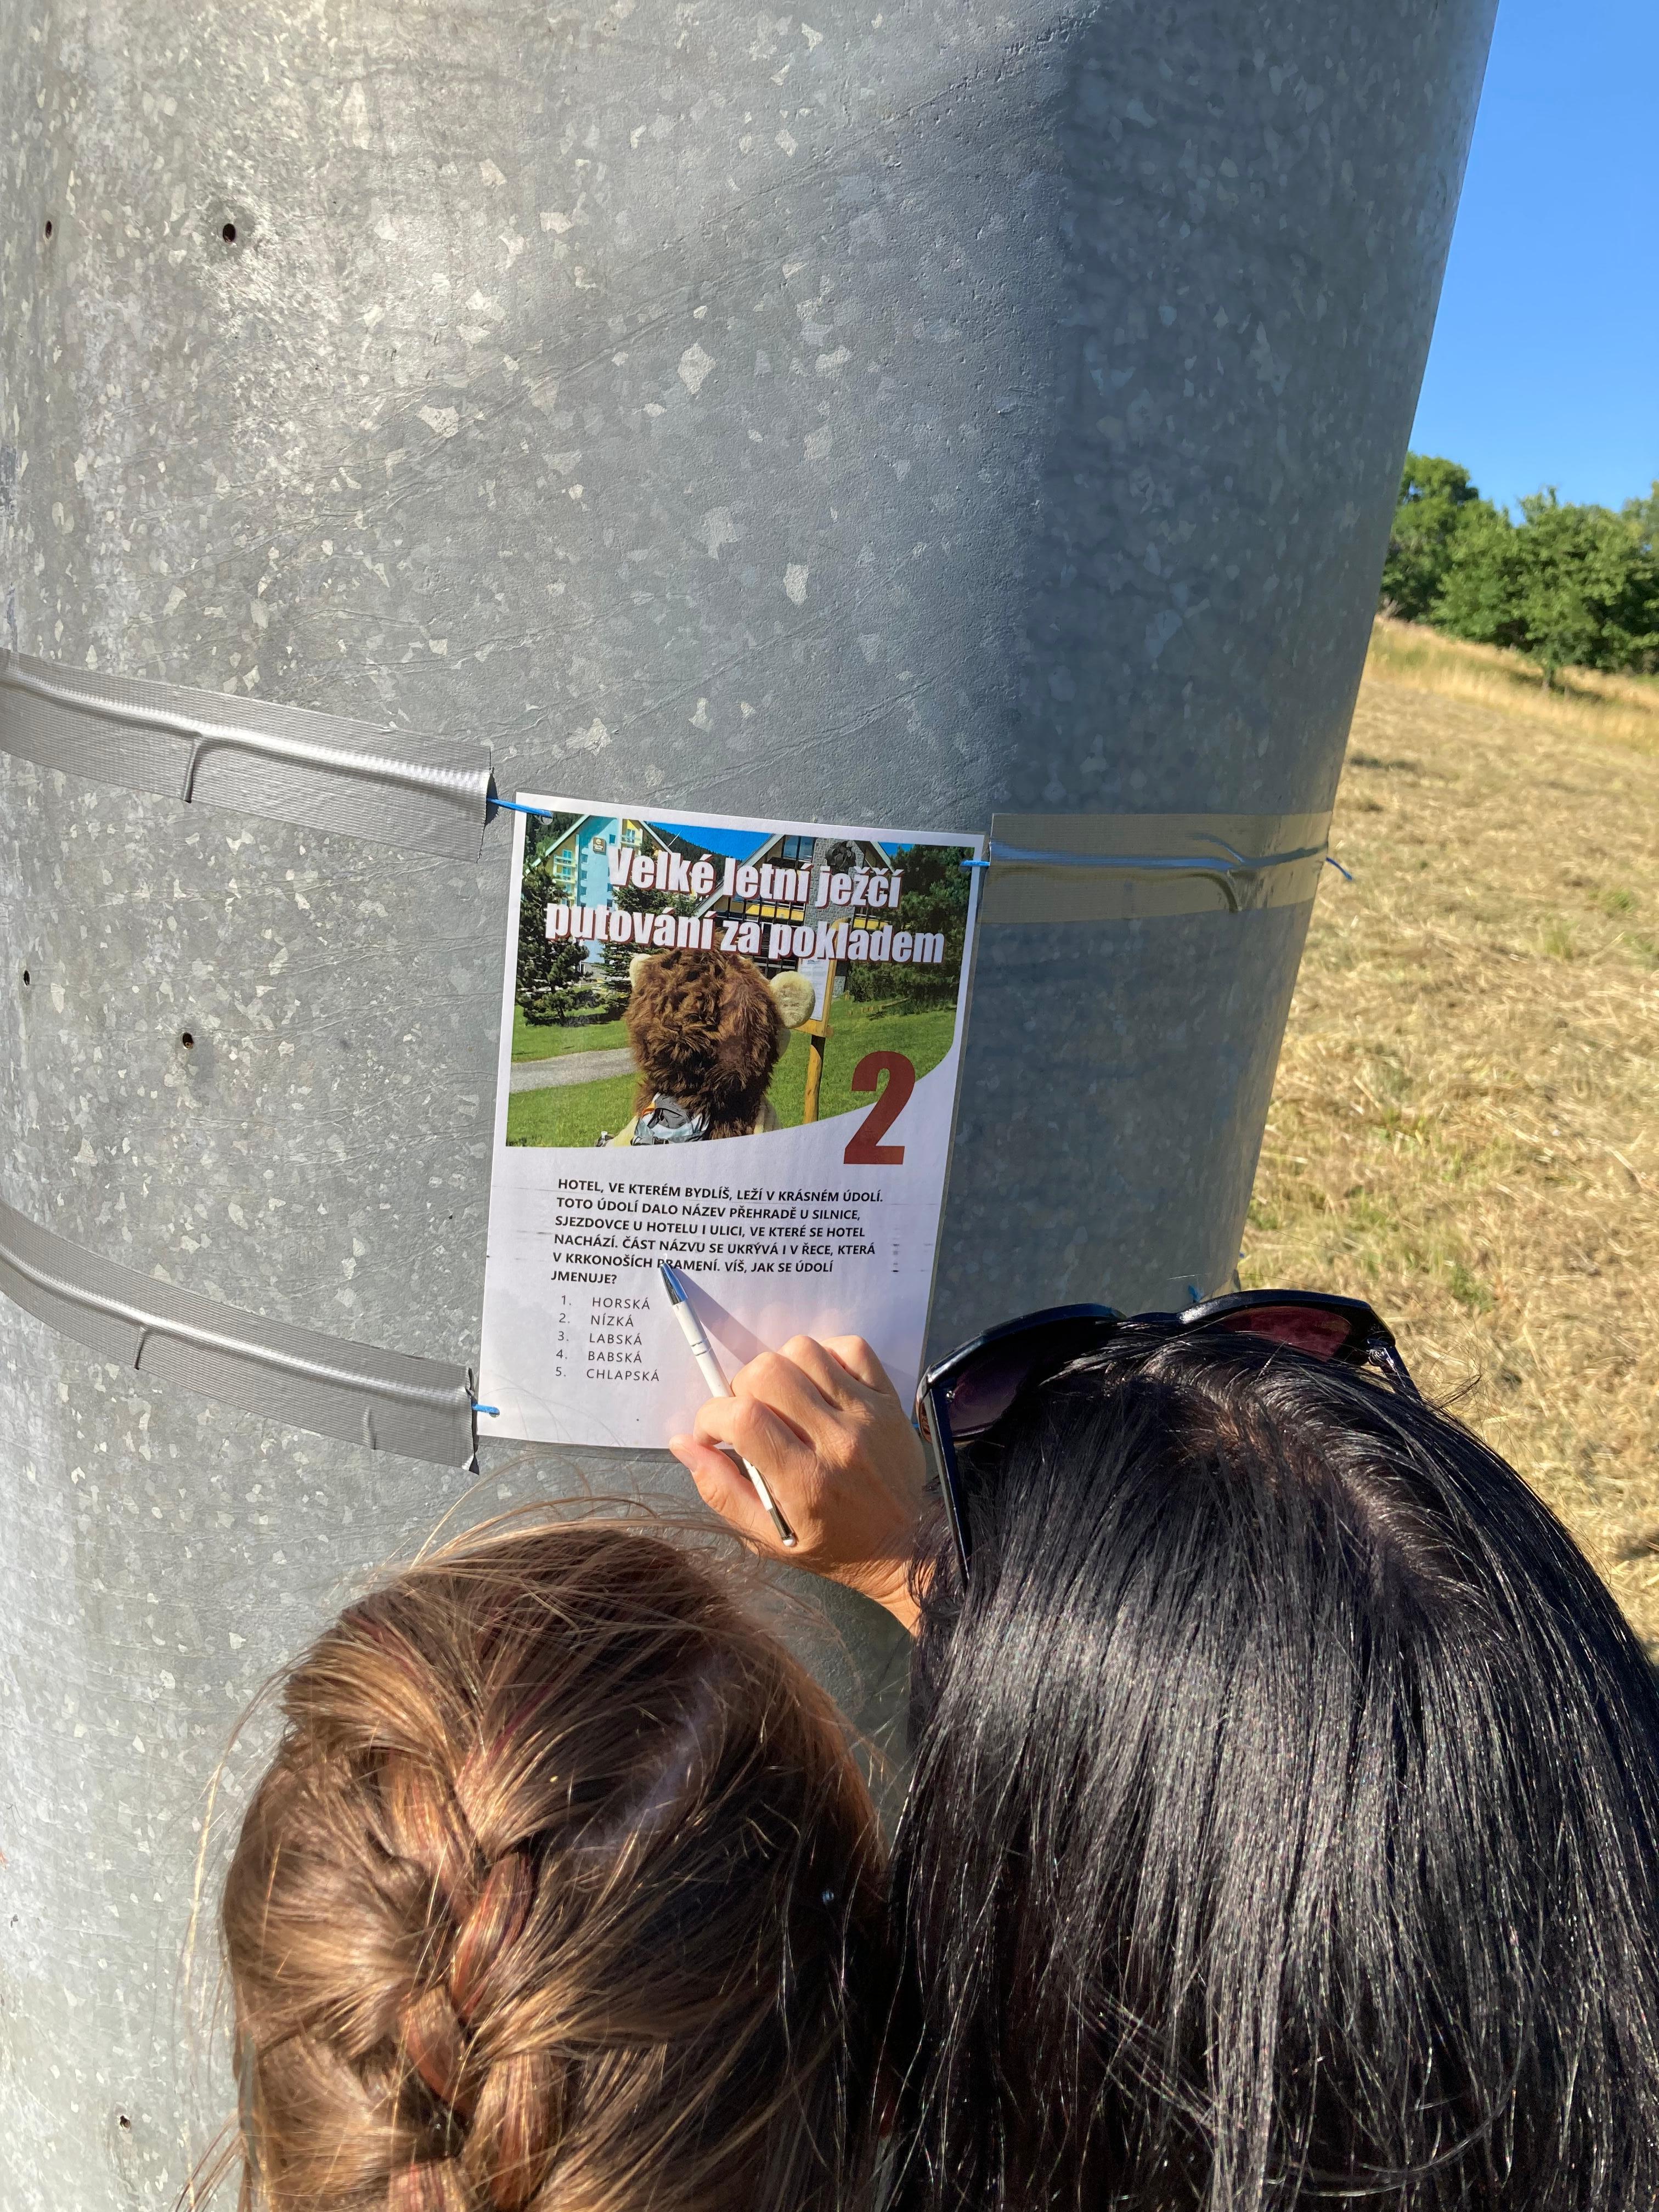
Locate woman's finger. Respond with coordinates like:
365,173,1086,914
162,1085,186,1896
774,1333,883,1408
817,1334,898,1397
668,1434,788,1555
693,1391,819,1498
727,1348,846,1439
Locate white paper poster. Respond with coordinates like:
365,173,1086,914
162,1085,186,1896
477,797,983,1448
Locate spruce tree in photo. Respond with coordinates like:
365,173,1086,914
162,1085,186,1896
600,872,697,1009
512,812,588,1025
516,869,589,1025
846,842,971,1008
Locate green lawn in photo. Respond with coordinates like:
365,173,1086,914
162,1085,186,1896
507,1070,637,1148
505,995,959,1150
512,1003,630,1063
768,996,959,1128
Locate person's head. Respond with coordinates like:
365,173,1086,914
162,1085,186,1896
221,1521,889,2212
625,949,814,1136
890,1328,1659,2212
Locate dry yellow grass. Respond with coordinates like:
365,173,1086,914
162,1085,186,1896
1368,613,1659,756
1242,621,1659,1644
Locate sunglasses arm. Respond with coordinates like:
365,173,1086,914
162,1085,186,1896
1369,1338,1422,1399
917,1385,974,1587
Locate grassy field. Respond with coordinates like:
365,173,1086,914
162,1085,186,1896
506,994,958,1149
1243,619,1659,1646
1367,614,1659,758
508,1069,639,1148
512,1005,630,1062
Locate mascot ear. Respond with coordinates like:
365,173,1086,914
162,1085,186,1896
628,953,654,990
769,970,817,1029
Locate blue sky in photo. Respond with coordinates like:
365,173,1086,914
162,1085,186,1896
654,820,906,862
1408,0,1657,515
653,820,769,860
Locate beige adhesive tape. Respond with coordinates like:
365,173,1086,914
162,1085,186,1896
977,810,1333,923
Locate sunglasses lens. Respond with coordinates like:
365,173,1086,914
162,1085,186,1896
940,1318,1115,1441
1204,1302,1357,1359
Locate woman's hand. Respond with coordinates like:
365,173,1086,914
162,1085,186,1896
669,1334,929,1632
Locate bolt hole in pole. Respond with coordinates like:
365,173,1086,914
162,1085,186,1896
221,221,237,242
20,968,29,987
42,217,53,239
179,1031,195,1049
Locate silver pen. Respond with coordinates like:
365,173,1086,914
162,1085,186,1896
658,1262,796,1547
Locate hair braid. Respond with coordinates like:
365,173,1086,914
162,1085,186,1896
388,2162,473,2212
374,1743,561,2211
221,1523,892,2212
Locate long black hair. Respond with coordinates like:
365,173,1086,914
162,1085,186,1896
888,1330,1659,2211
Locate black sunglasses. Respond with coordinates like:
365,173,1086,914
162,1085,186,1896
914,1289,1419,1582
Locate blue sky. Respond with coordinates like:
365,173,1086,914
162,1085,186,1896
655,820,768,860
1408,0,1657,516
654,820,901,861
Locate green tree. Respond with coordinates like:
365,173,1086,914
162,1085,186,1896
1429,504,1523,652
845,842,972,1008
1513,492,1659,681
1432,491,1659,685
1379,453,1499,622
515,869,589,1025
600,870,697,1008
1623,482,1659,552
512,812,587,1024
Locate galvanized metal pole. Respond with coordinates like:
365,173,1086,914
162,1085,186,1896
0,1,1494,2201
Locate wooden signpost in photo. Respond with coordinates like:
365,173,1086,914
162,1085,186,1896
798,951,837,1125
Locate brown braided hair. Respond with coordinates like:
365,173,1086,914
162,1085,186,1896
219,1523,890,2212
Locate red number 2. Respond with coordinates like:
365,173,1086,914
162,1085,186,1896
843,1052,916,1166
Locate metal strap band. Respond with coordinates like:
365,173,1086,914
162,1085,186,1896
978,810,1333,922
0,650,494,860
0,1195,476,1465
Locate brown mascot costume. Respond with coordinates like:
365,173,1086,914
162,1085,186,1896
607,949,817,1147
